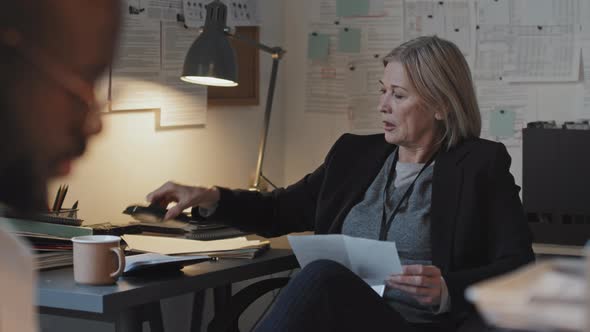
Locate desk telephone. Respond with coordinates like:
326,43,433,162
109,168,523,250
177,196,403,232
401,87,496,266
123,204,248,240
123,204,192,223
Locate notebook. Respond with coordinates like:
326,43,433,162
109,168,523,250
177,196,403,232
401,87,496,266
186,227,250,241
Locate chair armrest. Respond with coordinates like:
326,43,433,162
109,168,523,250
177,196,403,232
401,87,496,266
208,277,291,332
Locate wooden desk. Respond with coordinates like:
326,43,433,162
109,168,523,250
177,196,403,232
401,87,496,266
37,248,297,332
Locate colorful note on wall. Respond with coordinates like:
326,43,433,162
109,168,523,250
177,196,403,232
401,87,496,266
338,27,362,53
336,0,370,17
308,33,330,60
489,108,516,137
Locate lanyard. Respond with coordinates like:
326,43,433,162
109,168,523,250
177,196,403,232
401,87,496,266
379,148,437,241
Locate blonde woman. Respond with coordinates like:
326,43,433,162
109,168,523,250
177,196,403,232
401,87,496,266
148,36,534,332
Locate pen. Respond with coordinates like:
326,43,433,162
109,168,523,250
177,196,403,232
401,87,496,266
58,185,68,211
52,185,62,212
68,201,78,218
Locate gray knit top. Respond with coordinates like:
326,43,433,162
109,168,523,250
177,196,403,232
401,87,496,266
341,150,444,323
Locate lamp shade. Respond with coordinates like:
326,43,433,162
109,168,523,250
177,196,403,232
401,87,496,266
181,1,238,87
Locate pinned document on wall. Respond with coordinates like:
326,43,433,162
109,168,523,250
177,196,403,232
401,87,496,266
477,0,510,25
503,25,579,83
144,0,183,22
111,2,163,111
477,82,529,152
404,0,475,62
348,96,381,133
489,108,516,138
308,32,331,60
510,0,576,26
304,0,402,115
338,27,362,53
224,0,260,27
159,22,207,127
183,0,207,28
404,0,445,41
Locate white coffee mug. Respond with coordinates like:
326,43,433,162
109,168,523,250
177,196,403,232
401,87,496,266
71,235,125,285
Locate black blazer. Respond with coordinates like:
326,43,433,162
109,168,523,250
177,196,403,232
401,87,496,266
205,133,534,323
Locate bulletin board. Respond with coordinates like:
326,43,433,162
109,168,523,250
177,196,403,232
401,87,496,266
303,0,587,155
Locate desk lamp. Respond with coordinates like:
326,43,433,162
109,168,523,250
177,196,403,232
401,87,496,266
181,0,285,191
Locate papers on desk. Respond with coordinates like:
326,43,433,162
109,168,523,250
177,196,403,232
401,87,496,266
466,258,586,332
123,253,212,275
35,252,73,270
122,235,269,259
287,235,402,296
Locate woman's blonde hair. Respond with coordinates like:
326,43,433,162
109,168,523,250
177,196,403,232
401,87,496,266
383,36,481,150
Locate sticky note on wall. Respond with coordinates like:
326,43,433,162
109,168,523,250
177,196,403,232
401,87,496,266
489,108,516,137
308,33,330,60
338,28,362,53
336,0,370,17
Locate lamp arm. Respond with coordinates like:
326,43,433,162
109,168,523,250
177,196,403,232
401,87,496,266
224,30,284,191
251,55,280,191
226,32,286,59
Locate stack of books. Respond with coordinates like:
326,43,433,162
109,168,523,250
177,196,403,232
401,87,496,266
0,218,149,269
0,217,93,270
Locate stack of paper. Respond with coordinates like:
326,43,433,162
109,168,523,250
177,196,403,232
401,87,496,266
466,259,586,332
0,217,83,270
35,252,73,270
122,235,269,259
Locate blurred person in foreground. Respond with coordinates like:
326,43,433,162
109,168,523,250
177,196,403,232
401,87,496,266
0,1,120,330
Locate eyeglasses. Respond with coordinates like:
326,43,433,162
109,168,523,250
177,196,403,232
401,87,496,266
0,29,107,112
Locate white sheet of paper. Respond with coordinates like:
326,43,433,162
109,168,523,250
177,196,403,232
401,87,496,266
287,234,350,267
288,234,402,296
369,283,386,296
343,235,402,280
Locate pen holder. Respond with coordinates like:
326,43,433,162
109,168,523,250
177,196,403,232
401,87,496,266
52,208,79,219
36,208,83,226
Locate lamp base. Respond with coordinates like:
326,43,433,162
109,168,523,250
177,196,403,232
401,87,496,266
248,180,268,192
249,173,276,192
